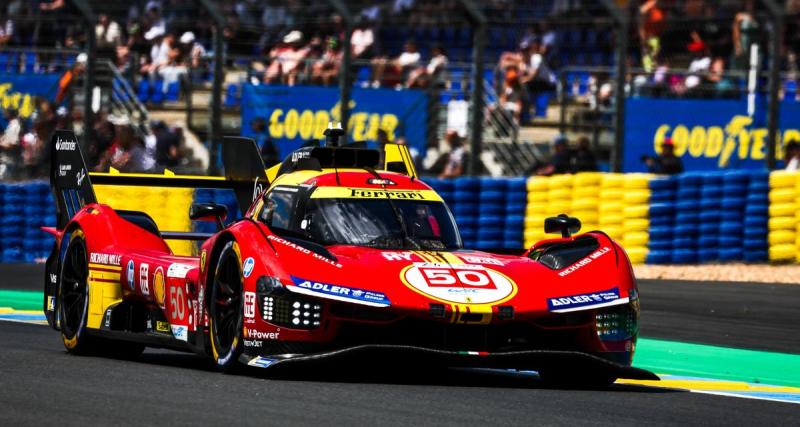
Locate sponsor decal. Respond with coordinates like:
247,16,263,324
171,325,188,341
47,296,55,311
242,257,255,278
49,273,57,284
247,356,275,368
547,287,626,313
244,339,263,348
288,276,390,307
291,150,310,162
76,168,86,186
557,246,611,277
402,263,517,305
459,255,504,266
169,286,186,321
126,260,135,290
200,250,207,272
382,251,414,261
244,327,280,340
166,263,193,279
367,177,396,186
55,137,76,151
350,188,423,199
252,177,265,202
155,320,170,333
153,267,165,307
243,291,256,319
104,309,112,328
139,263,150,295
89,252,122,266
58,163,71,177
267,235,343,268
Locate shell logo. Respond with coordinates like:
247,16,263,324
154,267,165,307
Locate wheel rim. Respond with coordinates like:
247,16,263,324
60,238,88,339
211,248,242,358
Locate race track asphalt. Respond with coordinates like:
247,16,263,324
1,264,799,424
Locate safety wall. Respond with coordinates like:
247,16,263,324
0,171,788,265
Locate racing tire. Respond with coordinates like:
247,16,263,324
59,231,145,359
208,241,245,373
59,231,94,354
537,366,618,389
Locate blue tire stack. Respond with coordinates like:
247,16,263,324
504,177,527,249
743,170,769,262
717,171,748,261
21,182,55,262
476,177,505,249
1,184,26,262
453,177,479,247
672,172,703,263
646,176,677,264
697,172,723,262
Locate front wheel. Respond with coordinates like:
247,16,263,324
208,241,245,372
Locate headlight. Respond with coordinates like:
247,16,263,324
256,276,322,329
595,300,638,341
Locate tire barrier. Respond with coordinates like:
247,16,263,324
0,170,791,264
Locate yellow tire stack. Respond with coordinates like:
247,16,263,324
620,173,653,264
524,176,549,247
95,185,194,256
598,174,625,242
767,171,797,262
572,172,604,232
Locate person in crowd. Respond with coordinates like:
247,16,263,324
684,31,711,96
639,0,665,72
0,108,21,178
370,39,421,88
573,136,597,172
96,13,122,51
250,118,279,167
0,11,14,46
731,2,759,70
55,53,86,106
179,31,206,69
152,120,181,168
96,119,154,173
406,44,448,88
87,118,115,168
536,136,572,176
311,37,343,86
785,140,800,171
496,67,528,125
351,18,375,59
644,137,684,175
438,130,465,179
264,30,310,86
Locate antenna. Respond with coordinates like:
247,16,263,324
323,121,345,147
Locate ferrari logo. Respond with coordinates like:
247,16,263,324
200,250,207,272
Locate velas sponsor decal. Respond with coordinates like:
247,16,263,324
402,263,517,305
171,325,188,341
166,263,193,279
126,260,135,290
288,276,390,307
89,252,121,266
242,257,255,278
547,287,628,313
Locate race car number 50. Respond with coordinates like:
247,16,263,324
402,263,516,305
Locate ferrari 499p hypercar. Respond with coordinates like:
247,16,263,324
43,127,657,386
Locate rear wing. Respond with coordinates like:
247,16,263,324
49,130,267,230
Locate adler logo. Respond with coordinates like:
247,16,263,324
55,138,76,151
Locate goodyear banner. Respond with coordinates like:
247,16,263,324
240,84,428,158
623,98,800,171
0,73,60,119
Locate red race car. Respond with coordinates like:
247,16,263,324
43,127,657,386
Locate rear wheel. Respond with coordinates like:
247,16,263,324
208,241,245,372
59,232,92,354
59,231,144,358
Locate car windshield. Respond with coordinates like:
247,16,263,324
304,198,461,250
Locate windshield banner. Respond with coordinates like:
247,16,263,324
241,84,428,158
0,73,60,120
623,98,800,171
310,187,443,201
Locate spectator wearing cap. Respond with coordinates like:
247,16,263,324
646,137,684,175
264,30,310,86
179,32,206,69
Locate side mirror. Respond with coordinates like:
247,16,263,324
189,203,228,230
544,214,581,238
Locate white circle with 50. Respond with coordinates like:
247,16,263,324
402,263,516,304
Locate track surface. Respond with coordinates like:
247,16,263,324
1,265,799,424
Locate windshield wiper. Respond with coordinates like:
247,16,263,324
363,166,420,250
